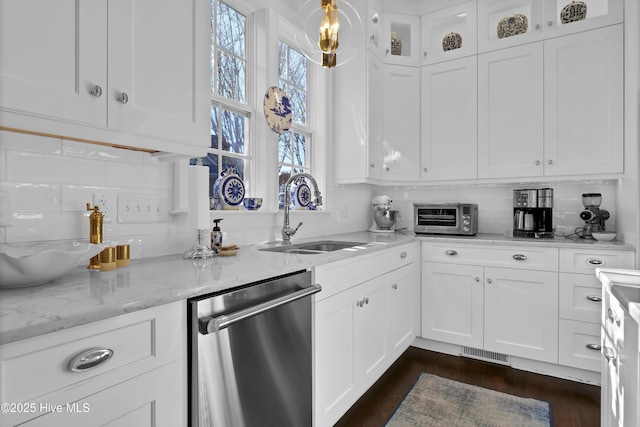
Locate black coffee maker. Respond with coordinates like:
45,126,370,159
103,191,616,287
513,188,554,238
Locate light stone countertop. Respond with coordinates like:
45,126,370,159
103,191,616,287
1,231,635,345
596,268,640,325
0,231,415,345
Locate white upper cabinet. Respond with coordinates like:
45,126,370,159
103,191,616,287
0,0,107,126
421,1,478,66
382,65,421,182
543,24,623,176
0,0,209,157
478,0,623,53
478,43,544,179
421,56,478,181
383,13,421,66
542,0,623,38
477,0,544,53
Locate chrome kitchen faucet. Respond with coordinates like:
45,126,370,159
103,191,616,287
281,172,323,244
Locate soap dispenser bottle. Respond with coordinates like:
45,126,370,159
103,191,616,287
211,218,223,252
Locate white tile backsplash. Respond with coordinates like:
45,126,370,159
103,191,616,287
7,151,107,185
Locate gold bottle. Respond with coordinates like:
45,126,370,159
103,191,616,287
86,203,103,269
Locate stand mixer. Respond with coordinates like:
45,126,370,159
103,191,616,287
579,193,610,238
369,195,400,233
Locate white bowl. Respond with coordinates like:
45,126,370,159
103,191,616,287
0,241,105,289
592,231,616,241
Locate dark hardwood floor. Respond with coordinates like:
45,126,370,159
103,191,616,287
335,346,600,427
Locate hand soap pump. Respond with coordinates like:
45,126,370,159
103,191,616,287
86,203,103,269
211,218,223,252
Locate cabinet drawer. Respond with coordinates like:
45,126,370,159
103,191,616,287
315,251,387,300
0,301,184,422
385,243,416,272
559,248,635,274
559,273,603,324
422,242,558,271
315,243,415,301
558,319,601,372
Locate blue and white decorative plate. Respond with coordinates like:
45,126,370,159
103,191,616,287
216,168,245,210
263,86,292,135
290,178,311,210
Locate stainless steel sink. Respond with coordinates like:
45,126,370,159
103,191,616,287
259,240,366,254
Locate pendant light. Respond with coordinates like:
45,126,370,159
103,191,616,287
319,0,339,68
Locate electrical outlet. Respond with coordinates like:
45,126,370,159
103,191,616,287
118,194,165,223
93,192,115,219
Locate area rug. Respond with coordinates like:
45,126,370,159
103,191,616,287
386,373,551,427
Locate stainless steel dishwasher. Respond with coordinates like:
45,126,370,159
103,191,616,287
188,270,321,427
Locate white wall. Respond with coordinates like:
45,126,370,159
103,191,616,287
377,181,620,238
0,131,373,258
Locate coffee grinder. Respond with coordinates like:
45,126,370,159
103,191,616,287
513,188,554,238
579,193,610,239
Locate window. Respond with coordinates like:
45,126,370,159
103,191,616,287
193,0,251,198
278,40,311,209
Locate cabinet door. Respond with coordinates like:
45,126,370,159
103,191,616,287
421,1,477,66
543,0,623,38
478,43,544,178
421,56,477,181
383,13,421,66
0,0,107,125
314,289,357,427
421,262,484,348
353,276,388,388
367,54,384,181
477,0,544,53
484,267,559,363
386,266,417,359
107,0,209,146
24,360,186,427
544,25,623,176
382,65,420,182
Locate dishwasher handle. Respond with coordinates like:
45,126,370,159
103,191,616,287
199,284,322,334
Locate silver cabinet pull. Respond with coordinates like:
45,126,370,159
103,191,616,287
587,258,604,266
512,254,527,261
445,250,457,256
117,92,129,104
68,347,113,372
586,343,601,351
586,295,602,302
400,252,407,259
89,85,103,98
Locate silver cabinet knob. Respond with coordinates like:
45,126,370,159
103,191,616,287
392,284,398,290
371,13,379,24
423,51,428,59
535,160,540,165
475,277,480,283
369,163,375,168
89,85,103,98
423,167,428,172
385,49,390,55
535,24,541,30
117,92,129,104
547,159,553,165
547,21,553,26
487,278,492,284
385,166,390,172
400,251,407,259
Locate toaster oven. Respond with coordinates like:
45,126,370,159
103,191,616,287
413,203,478,236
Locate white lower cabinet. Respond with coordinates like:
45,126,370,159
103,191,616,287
0,301,186,427
422,260,558,363
314,244,417,427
